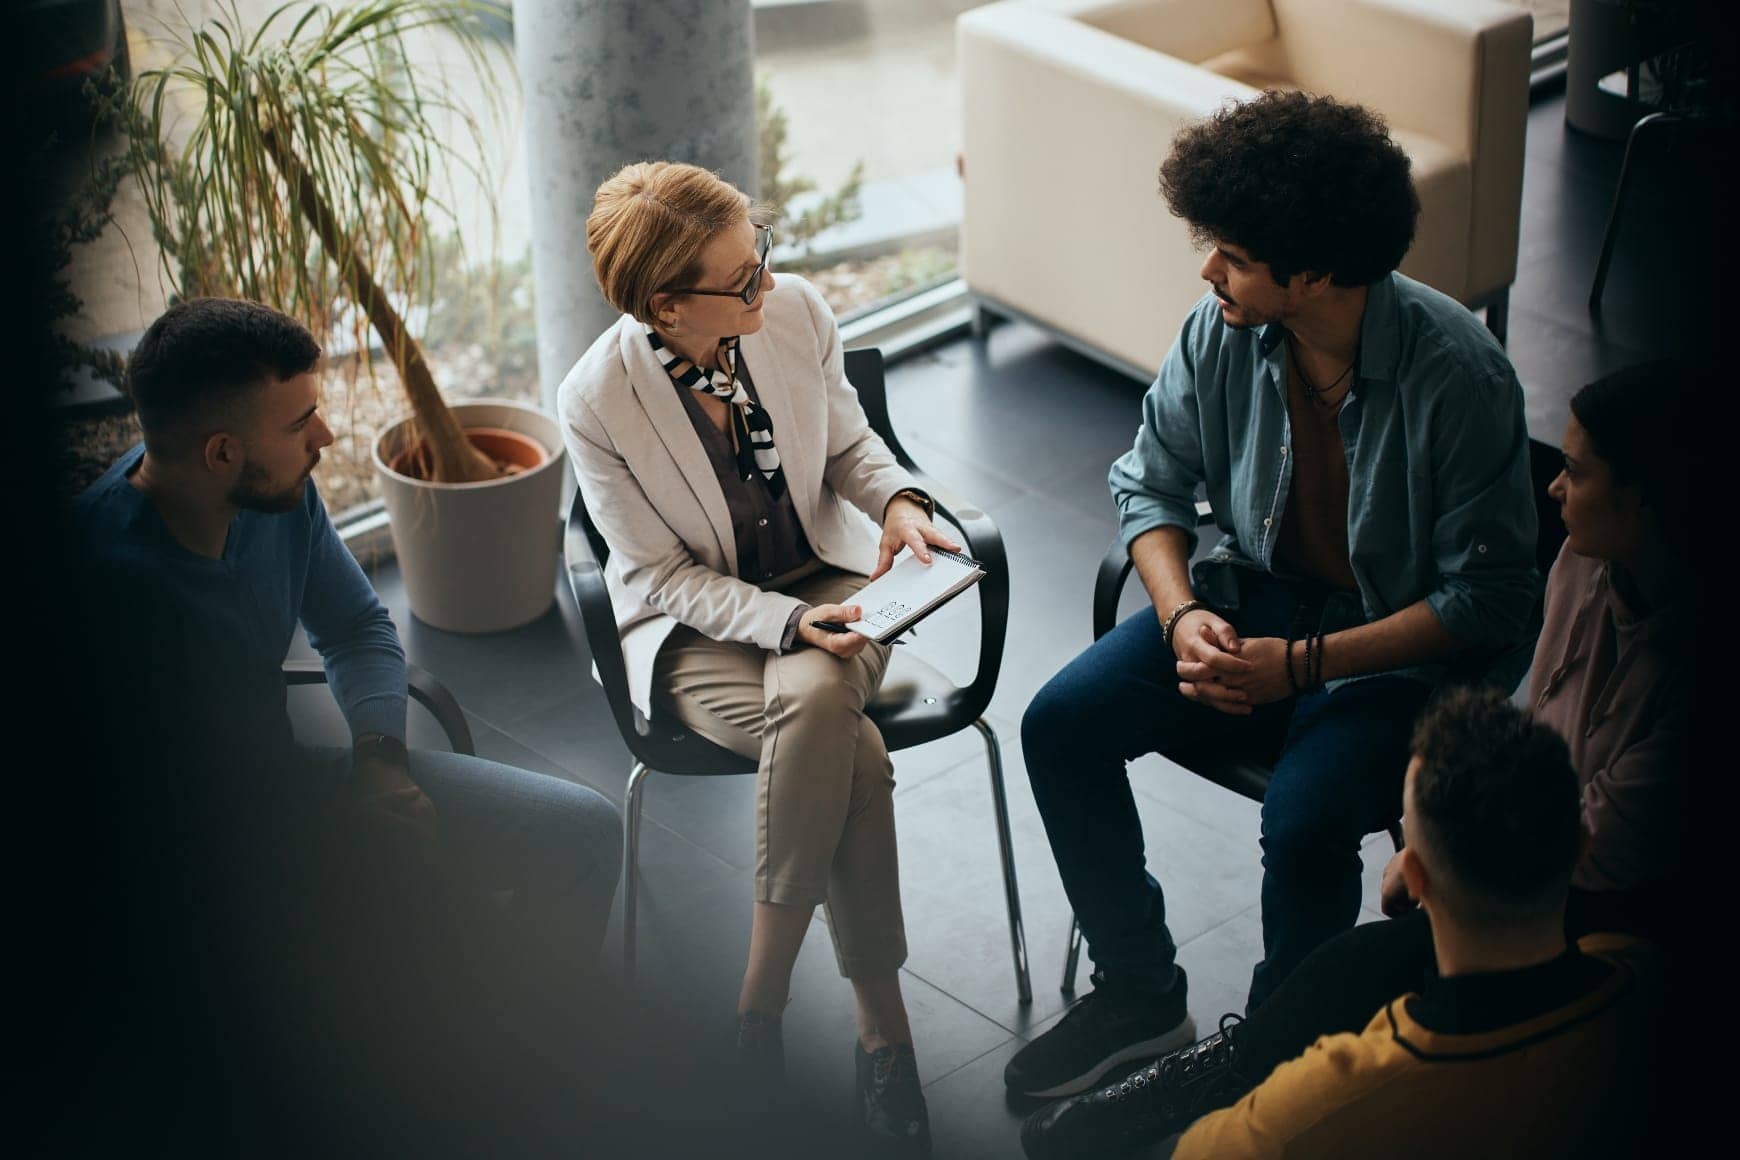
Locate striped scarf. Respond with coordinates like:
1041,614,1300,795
647,327,786,499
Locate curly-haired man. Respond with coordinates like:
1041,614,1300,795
1006,92,1541,1108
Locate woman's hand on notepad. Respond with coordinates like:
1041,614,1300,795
800,603,870,658
872,496,962,581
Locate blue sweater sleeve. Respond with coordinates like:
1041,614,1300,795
299,486,408,741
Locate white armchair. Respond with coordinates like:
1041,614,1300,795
957,0,1532,379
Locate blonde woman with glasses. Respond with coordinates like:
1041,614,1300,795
559,161,952,1155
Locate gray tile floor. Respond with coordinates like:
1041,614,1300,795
287,89,1704,1158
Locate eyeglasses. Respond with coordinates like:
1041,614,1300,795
668,225,773,305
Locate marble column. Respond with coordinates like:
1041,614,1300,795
516,0,757,411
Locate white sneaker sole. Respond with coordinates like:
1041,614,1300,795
1021,1014,1199,1100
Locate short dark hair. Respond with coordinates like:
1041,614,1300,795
1409,688,1581,918
1159,91,1419,287
1570,360,1712,557
126,299,321,457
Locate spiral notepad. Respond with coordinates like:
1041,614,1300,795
843,547,986,643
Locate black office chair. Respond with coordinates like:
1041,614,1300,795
564,346,1032,1002
283,659,477,755
1060,437,1568,992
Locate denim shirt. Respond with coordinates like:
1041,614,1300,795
1109,272,1541,690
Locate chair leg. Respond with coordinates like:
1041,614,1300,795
1591,113,1673,311
1483,286,1509,346
970,298,997,341
975,718,1032,1005
1063,914,1083,996
622,761,650,983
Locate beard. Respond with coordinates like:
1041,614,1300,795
229,456,315,514
1211,284,1286,332
1212,287,1261,331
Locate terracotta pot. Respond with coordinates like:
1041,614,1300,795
386,426,548,479
373,400,566,633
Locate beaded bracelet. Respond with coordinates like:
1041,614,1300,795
1300,626,1330,691
1284,628,1302,695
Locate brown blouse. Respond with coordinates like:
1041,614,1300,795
1528,543,1687,893
671,355,814,584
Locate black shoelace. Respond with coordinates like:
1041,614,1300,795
1106,1012,1245,1108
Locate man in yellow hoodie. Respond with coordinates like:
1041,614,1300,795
1171,687,1658,1158
1025,687,1660,1158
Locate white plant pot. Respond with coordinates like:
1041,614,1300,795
373,399,566,633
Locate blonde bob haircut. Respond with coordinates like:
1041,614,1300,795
587,161,773,326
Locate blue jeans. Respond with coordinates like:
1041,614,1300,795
1021,570,1432,1009
306,747,623,967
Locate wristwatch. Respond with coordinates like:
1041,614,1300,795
889,487,935,520
353,732,408,770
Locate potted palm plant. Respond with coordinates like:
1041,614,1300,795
114,0,564,632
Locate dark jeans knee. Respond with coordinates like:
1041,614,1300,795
1020,672,1085,780
1258,804,1363,874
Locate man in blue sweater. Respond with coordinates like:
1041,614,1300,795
75,297,621,970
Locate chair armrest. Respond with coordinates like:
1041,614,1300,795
959,3,1256,376
283,658,326,686
1270,0,1530,153
1267,0,1530,294
563,492,647,750
280,659,475,755
902,465,1009,721
408,666,475,756
1092,540,1135,642
842,345,1006,718
1091,499,1215,641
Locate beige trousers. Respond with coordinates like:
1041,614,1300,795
651,565,906,978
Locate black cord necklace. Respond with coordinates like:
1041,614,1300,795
1288,336,1358,408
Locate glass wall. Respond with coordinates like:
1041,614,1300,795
753,1,984,321
54,1,1564,521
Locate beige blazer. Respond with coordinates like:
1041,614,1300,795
557,274,917,715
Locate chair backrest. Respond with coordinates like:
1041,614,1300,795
844,347,918,471
570,482,612,569
1074,0,1276,65
565,485,756,775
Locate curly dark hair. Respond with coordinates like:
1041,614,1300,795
1409,688,1581,917
1159,91,1419,287
127,298,321,458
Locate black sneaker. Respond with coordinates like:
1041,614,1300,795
1018,1013,1249,1160
734,1010,785,1088
856,1042,932,1157
1003,968,1195,1099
